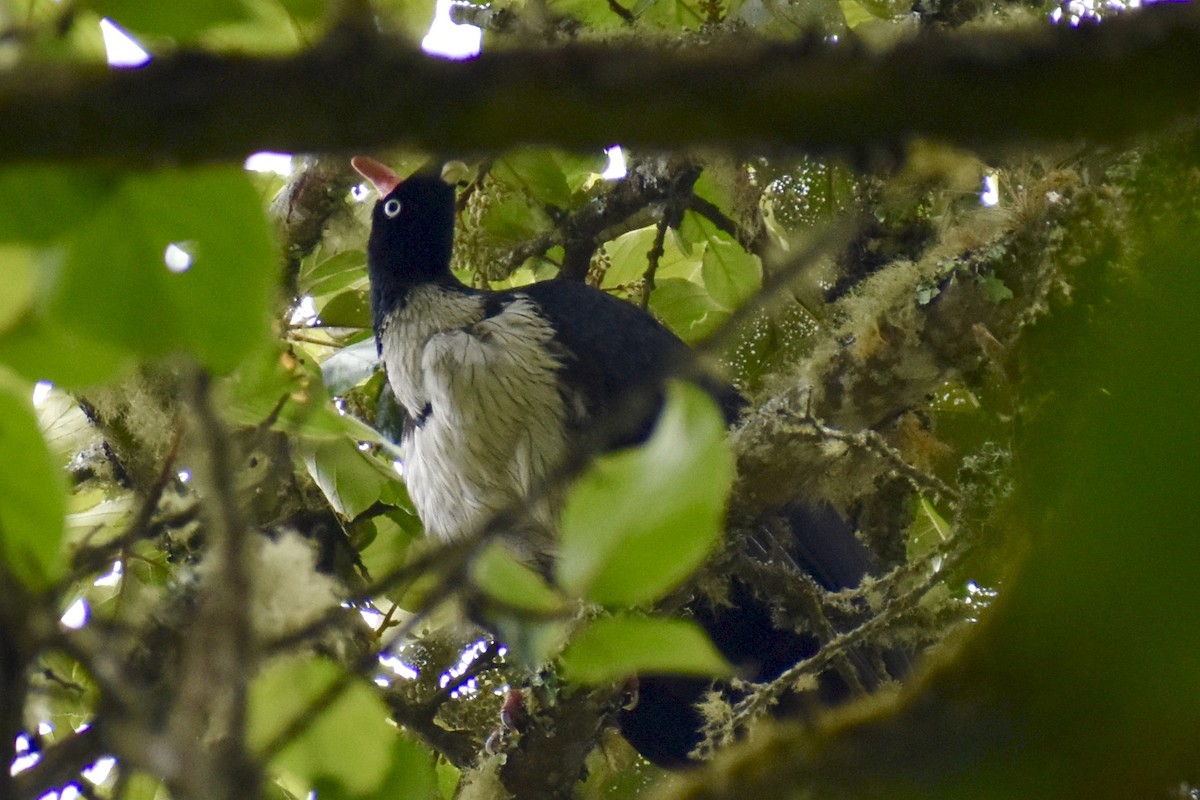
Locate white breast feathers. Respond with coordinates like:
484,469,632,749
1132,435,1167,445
379,286,571,560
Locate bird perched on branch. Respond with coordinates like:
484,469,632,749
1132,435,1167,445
352,156,741,562
352,157,893,766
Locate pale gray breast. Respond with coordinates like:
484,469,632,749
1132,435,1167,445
380,287,573,556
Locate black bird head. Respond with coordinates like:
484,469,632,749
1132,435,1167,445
352,156,457,335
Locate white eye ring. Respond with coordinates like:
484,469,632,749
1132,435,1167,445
383,198,402,218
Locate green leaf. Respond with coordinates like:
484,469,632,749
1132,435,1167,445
0,166,117,243
547,0,629,27
275,0,329,20
0,315,133,387
979,274,1014,303
248,658,394,796
113,771,164,800
481,195,552,242
436,758,461,799
0,246,37,334
90,0,251,40
300,249,367,298
493,150,573,207
375,735,440,800
301,435,399,520
0,369,66,588
557,382,733,607
602,227,657,288
320,338,380,395
471,541,567,614
701,238,761,311
357,510,422,580
907,495,951,558
839,0,878,27
649,278,729,343
691,169,736,217
602,226,694,289
46,168,275,381
560,615,734,683
318,290,371,328
309,734,439,800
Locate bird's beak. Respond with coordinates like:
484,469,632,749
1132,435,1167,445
351,156,402,197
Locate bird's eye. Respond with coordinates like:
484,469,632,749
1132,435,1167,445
383,198,403,218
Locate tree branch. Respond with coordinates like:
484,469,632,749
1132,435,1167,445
2,4,1198,164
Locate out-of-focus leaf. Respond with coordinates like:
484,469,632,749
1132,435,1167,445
90,0,251,39
46,168,275,382
114,771,164,800
274,0,328,19
0,246,37,334
839,0,878,27
249,658,394,796
0,315,133,387
561,615,734,683
558,382,733,607
0,167,116,242
472,541,567,614
547,0,629,26
0,369,66,588
309,733,439,800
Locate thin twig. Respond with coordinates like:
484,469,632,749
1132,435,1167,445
794,389,961,503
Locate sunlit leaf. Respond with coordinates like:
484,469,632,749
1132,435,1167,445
0,369,66,588
602,225,693,289
558,382,733,607
561,615,734,683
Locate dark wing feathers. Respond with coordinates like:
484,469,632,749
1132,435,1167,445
518,279,744,449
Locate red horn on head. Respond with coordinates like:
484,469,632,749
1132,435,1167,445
351,156,402,197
